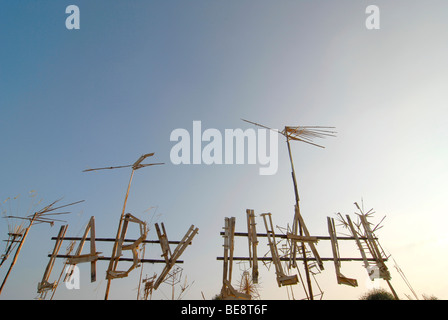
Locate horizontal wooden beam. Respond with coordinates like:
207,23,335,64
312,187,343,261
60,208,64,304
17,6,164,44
219,232,376,241
286,234,319,243
51,236,190,245
49,254,184,264
216,256,386,262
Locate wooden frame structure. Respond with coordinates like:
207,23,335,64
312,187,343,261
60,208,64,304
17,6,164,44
220,217,251,300
260,213,298,287
65,216,100,282
107,213,147,280
217,204,397,300
34,151,196,300
1,153,200,299
38,216,198,299
289,205,323,271
242,119,336,299
0,199,84,296
0,224,26,269
153,223,199,290
82,152,164,299
37,224,68,295
336,202,399,299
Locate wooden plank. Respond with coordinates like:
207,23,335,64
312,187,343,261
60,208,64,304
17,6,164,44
292,205,324,270
108,213,148,280
217,257,385,262
66,254,99,264
345,215,370,269
65,216,99,283
50,254,184,264
155,223,171,264
219,232,375,241
221,217,237,299
38,225,68,293
327,217,358,287
246,209,259,284
154,224,199,290
286,234,319,243
260,213,298,287
90,217,97,282
51,236,188,244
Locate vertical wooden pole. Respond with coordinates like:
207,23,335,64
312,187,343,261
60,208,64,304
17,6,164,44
104,169,135,300
221,217,233,297
246,209,259,283
286,134,313,299
89,216,97,282
228,218,235,286
0,212,38,295
221,218,229,296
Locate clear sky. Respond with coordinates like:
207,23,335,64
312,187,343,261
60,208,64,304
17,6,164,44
1,0,447,300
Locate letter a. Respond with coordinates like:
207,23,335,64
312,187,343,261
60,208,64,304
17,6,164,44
202,128,222,165
365,5,380,30
66,5,80,30
65,265,80,290
170,128,191,164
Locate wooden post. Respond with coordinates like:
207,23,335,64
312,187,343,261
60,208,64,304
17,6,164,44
285,135,313,299
221,217,232,296
104,168,135,300
38,224,68,294
65,216,99,283
0,212,38,295
97,153,163,299
155,223,171,264
261,213,298,287
220,217,251,300
246,209,259,283
327,217,357,287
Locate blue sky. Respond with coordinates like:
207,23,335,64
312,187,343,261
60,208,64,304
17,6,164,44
1,0,448,300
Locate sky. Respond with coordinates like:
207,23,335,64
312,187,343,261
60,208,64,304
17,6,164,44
1,0,448,300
